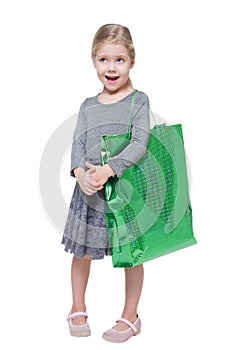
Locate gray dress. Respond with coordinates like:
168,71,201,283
62,90,150,259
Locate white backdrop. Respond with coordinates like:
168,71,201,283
1,1,232,349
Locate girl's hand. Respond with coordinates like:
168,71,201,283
85,162,101,179
74,166,103,196
94,164,115,186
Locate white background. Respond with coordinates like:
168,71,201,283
1,0,232,349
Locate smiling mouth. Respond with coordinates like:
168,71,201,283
105,75,119,82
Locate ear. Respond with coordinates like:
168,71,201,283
92,57,97,68
130,59,135,69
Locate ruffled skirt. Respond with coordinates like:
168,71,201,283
61,183,111,259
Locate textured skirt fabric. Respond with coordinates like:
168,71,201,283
61,183,111,260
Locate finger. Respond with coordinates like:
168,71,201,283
88,182,103,193
84,190,95,196
85,176,98,187
94,173,101,182
85,161,95,169
85,181,103,192
87,167,96,175
82,187,96,196
86,173,103,187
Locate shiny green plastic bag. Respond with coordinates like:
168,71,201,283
101,103,196,268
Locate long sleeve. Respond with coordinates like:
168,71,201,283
70,101,87,177
106,94,150,177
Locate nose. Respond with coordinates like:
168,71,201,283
108,60,116,72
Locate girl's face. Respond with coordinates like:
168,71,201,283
94,43,134,93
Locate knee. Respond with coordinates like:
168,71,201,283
82,255,91,261
73,255,91,262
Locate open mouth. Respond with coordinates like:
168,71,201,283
105,75,119,82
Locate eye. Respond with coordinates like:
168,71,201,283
117,58,124,63
99,57,107,63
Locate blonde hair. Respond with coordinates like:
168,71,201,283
91,24,135,63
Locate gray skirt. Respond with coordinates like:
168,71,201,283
61,183,111,259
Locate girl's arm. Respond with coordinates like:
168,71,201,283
106,94,150,178
70,101,87,177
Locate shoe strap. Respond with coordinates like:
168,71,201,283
116,317,138,333
67,311,88,321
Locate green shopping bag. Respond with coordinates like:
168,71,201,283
101,94,196,267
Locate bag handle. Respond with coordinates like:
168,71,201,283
128,89,138,135
128,90,158,134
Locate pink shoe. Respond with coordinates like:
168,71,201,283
66,311,91,337
102,316,141,343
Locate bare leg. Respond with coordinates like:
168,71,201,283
70,256,91,325
114,264,144,331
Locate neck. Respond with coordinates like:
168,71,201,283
99,84,134,104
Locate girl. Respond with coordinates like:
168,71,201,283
62,24,150,343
